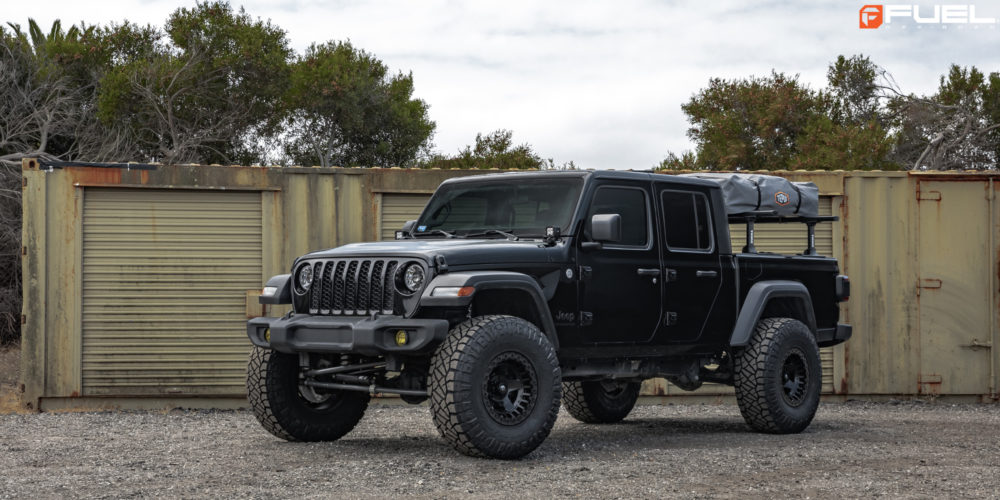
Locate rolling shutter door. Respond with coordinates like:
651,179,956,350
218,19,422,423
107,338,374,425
81,189,262,396
380,194,430,240
729,196,836,393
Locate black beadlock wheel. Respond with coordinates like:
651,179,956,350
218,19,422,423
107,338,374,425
429,315,562,459
734,317,822,434
562,380,641,424
247,346,369,442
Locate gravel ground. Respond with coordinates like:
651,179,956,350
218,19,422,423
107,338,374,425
2,401,999,499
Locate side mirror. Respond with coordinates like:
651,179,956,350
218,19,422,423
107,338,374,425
397,220,416,240
592,213,621,243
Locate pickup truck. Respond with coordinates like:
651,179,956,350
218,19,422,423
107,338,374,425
246,170,851,459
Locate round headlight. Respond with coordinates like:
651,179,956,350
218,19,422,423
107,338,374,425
297,264,313,292
403,263,425,292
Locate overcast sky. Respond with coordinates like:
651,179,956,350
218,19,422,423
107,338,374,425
7,1,1000,168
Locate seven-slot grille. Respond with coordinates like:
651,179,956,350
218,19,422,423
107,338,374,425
305,258,403,315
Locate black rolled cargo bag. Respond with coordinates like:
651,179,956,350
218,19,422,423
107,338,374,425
678,173,819,217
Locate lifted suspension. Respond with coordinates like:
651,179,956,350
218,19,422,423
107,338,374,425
300,358,429,398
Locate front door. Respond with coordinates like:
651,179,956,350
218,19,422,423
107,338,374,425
577,182,663,344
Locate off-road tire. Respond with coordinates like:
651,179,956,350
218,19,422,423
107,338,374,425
247,346,369,442
562,380,641,424
734,317,822,434
429,315,562,459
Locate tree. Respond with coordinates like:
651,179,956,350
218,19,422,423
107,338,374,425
282,41,434,167
666,56,899,172
889,65,1000,170
794,55,898,171
0,20,135,168
826,54,883,126
657,151,698,171
421,129,544,170
97,1,292,165
680,71,821,170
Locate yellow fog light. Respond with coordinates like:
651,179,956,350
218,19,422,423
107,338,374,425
395,330,409,346
264,328,270,343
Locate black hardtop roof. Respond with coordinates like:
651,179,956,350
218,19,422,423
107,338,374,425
439,169,719,189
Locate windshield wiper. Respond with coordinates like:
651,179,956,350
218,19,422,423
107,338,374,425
412,229,457,238
464,229,519,241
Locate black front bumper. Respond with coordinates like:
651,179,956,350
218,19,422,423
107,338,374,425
247,314,450,355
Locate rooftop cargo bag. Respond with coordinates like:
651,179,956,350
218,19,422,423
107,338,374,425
679,173,819,217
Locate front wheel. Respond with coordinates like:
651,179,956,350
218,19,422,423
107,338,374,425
429,315,562,459
247,346,369,442
734,317,822,434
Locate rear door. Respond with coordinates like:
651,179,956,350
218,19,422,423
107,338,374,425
654,184,723,344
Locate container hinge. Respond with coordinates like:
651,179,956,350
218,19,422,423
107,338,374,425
916,278,942,296
917,190,941,201
962,339,992,350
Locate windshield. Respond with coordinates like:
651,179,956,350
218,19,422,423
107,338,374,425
414,177,584,238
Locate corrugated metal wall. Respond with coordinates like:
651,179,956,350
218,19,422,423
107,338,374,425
81,189,261,396
379,194,431,240
19,162,1000,408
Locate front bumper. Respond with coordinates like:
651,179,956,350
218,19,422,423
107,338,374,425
247,314,450,355
816,323,852,348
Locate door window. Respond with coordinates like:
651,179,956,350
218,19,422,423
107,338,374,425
661,190,713,252
587,186,649,247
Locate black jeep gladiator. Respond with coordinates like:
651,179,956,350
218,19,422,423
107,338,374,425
246,170,851,459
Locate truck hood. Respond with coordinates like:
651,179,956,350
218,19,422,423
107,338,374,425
303,238,564,267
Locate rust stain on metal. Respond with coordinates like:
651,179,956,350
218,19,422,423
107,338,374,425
918,373,943,395
69,391,79,398
918,278,942,290
910,171,1000,182
996,244,1000,296
246,290,264,319
69,167,123,185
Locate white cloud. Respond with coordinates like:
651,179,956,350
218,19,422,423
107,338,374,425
7,0,1000,168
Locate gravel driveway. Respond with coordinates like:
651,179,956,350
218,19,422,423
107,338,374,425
1,401,998,499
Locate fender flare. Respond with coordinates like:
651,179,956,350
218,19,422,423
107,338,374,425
420,271,559,348
258,274,292,305
729,280,817,347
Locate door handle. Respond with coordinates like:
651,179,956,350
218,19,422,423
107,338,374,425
637,268,661,277
696,270,718,278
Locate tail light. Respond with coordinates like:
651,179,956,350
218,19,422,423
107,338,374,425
836,275,850,302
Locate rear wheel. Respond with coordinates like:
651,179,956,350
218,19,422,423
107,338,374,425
734,317,822,434
247,347,369,441
429,315,562,459
562,380,641,424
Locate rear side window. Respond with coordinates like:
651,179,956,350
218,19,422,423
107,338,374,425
587,186,649,247
661,190,713,251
